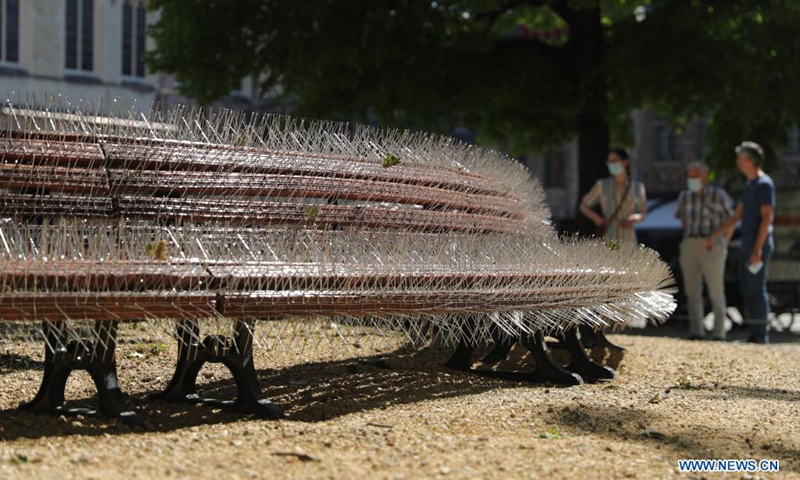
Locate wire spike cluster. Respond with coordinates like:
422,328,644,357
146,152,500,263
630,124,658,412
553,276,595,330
0,96,675,358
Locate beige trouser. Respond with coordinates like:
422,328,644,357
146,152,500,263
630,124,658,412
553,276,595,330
679,237,727,339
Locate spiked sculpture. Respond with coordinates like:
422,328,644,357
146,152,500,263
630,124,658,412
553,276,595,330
0,99,675,423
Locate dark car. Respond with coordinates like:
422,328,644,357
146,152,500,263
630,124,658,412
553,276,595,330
636,192,800,332
634,196,744,322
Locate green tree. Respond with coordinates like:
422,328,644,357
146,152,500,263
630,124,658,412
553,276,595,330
147,0,800,220
611,0,800,184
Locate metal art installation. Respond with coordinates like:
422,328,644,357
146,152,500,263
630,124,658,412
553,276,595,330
0,99,675,423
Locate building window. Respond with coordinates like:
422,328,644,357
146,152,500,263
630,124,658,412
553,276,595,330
122,1,146,77
65,0,94,72
0,0,19,63
543,150,566,188
654,117,683,163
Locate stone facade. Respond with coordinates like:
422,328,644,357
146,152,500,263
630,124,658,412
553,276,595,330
0,0,266,113
634,110,800,194
1,0,155,107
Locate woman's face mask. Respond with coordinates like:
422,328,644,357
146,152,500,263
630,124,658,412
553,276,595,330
606,161,624,177
687,178,703,192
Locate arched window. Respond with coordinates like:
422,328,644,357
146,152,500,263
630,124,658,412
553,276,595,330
65,0,94,71
122,1,146,77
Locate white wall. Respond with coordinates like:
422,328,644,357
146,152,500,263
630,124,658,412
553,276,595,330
0,0,158,109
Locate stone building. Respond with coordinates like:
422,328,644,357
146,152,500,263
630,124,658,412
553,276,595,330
634,110,800,193
0,0,157,107
0,0,266,114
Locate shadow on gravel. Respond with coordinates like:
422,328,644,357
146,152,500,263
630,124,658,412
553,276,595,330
0,343,524,440
0,351,42,373
259,344,525,423
622,321,800,344
553,404,799,473
693,384,800,402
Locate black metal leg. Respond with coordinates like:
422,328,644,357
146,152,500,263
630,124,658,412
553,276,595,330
446,319,582,386
152,319,205,403
154,319,284,419
480,343,512,364
580,325,625,369
444,316,480,371
580,325,626,351
445,336,530,383
153,357,207,403
480,328,513,364
20,353,73,413
444,318,520,377
20,321,141,426
86,321,140,424
557,328,615,383
444,340,475,371
222,319,283,418
20,322,70,413
522,332,583,386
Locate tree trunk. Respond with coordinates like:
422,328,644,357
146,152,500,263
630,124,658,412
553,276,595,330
566,1,610,236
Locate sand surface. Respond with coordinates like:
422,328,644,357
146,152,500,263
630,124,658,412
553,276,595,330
1,326,798,479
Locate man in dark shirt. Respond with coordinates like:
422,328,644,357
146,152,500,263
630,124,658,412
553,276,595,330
706,142,775,343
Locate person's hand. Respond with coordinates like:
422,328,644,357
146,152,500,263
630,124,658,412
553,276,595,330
594,217,606,227
749,250,762,267
620,213,641,228
703,236,715,251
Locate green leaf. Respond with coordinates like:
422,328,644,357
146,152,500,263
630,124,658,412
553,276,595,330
676,375,695,389
305,205,319,222
383,154,401,168
649,393,663,404
604,239,621,251
8,454,28,466
539,428,564,439
147,239,169,261
134,342,168,357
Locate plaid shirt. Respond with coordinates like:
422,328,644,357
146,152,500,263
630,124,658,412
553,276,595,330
674,185,733,238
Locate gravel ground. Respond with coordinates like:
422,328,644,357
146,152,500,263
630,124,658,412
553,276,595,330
0,324,798,480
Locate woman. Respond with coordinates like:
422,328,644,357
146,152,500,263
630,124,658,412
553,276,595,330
577,148,648,356
579,147,647,244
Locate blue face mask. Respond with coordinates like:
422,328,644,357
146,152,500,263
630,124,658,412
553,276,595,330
606,161,624,177
687,178,703,192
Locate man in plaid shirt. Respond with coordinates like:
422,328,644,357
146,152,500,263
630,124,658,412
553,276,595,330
675,162,734,340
